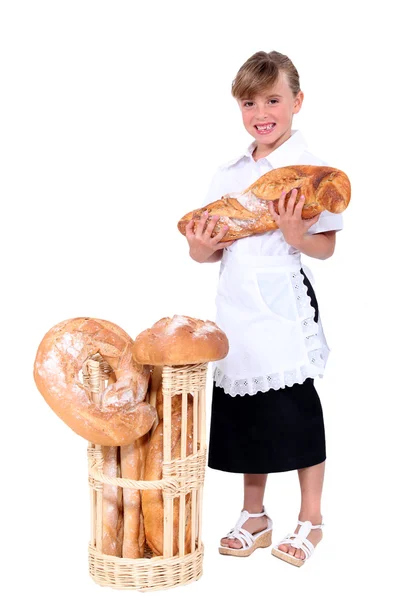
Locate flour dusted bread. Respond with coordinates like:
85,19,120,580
178,196,276,239
132,315,229,366
33,317,157,445
177,164,351,241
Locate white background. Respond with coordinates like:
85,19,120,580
1,0,399,598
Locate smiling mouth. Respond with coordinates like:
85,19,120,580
255,123,276,132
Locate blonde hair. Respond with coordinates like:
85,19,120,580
231,50,300,99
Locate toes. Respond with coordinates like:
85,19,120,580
278,543,305,558
220,536,243,549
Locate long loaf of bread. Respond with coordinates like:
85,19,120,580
102,446,123,556
120,435,149,558
142,397,193,556
177,164,351,241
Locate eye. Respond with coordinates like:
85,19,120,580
269,99,279,104
243,101,254,108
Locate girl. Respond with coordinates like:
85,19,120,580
185,51,343,567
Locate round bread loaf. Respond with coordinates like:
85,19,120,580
34,317,157,445
132,315,229,366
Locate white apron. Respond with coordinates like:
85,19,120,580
212,249,330,397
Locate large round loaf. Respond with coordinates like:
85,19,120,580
132,315,229,366
34,317,157,445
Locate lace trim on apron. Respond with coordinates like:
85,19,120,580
212,270,329,396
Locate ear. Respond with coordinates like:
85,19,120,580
293,90,304,114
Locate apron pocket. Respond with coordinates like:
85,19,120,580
255,271,298,321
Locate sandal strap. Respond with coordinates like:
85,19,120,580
246,505,268,518
247,507,273,530
226,527,254,549
233,506,271,529
297,518,324,530
247,511,265,518
278,534,314,560
277,520,324,561
224,506,273,549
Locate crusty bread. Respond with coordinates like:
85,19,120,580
241,164,350,213
178,196,276,239
177,164,351,241
156,387,190,421
142,397,193,556
120,435,149,558
102,446,123,557
33,317,157,445
132,315,229,366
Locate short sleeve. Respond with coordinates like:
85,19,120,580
202,167,237,205
306,155,344,234
308,210,344,234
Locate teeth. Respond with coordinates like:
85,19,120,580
256,124,274,131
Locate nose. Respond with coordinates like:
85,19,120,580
255,105,269,120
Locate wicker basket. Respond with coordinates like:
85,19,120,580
86,361,208,592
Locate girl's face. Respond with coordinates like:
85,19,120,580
238,71,304,155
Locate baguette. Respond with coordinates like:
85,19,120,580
120,435,149,558
156,386,187,421
102,446,123,556
177,164,351,241
142,397,193,556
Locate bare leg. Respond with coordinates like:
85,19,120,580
221,473,270,549
278,461,325,559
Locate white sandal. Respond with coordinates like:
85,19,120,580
271,519,324,567
219,506,273,557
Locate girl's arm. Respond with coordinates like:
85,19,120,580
290,230,336,260
269,190,338,261
186,212,233,263
202,249,224,263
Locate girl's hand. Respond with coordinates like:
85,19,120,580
268,189,320,248
185,210,234,263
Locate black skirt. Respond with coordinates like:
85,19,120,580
208,268,326,474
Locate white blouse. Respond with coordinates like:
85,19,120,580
203,130,344,258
